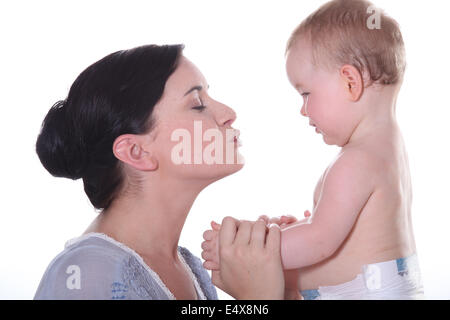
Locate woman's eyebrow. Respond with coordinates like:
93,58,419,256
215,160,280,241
184,85,203,97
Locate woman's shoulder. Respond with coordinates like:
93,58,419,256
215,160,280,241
34,233,132,299
47,233,131,274
34,233,218,300
178,246,218,300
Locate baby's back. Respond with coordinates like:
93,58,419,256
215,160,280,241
299,125,417,290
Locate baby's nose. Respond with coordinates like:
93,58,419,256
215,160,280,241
300,103,308,117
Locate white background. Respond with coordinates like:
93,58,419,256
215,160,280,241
1,0,449,299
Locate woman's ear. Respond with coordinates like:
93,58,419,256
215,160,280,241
340,65,363,101
112,134,158,171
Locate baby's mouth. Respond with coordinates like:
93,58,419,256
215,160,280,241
309,122,318,131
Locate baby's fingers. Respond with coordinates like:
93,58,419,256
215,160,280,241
211,221,221,231
203,229,218,241
280,214,297,225
201,240,214,251
268,216,281,225
203,260,220,271
201,250,216,262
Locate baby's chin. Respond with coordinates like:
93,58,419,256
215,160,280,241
321,133,345,147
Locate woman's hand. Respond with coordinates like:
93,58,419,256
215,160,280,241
210,216,285,300
201,212,306,270
284,269,302,300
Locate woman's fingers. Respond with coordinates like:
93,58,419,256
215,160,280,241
211,270,224,291
250,219,268,249
265,224,281,253
257,215,269,224
219,216,239,248
234,220,253,245
214,218,285,299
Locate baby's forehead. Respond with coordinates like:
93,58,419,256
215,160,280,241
287,38,315,67
286,44,315,76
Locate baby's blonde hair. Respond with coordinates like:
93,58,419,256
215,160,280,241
287,0,406,86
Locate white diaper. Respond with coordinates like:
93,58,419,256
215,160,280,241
300,254,425,300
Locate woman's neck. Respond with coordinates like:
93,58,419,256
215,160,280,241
84,175,207,262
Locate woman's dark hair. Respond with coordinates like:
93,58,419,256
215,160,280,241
36,44,184,211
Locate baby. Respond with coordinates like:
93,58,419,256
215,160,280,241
201,0,425,299
202,0,424,299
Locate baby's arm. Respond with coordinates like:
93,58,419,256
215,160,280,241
281,151,375,269
202,151,375,271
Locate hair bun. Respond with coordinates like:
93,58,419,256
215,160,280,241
36,100,89,180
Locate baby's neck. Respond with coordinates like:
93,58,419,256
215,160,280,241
347,85,401,147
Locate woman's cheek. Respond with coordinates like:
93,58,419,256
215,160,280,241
160,120,223,165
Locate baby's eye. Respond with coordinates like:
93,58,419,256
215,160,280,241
301,92,310,97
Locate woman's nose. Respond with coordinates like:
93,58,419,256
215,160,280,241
217,104,237,127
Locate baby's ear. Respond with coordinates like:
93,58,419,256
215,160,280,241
340,65,363,101
112,134,158,171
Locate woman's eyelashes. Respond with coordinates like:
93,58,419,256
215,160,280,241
192,97,206,112
192,105,206,112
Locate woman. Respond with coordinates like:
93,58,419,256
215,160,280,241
34,44,285,300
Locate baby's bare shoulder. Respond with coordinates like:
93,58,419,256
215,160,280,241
330,146,381,174
330,145,395,190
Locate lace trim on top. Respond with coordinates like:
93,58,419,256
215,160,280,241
65,232,206,300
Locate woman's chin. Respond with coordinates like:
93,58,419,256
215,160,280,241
202,161,245,181
192,161,245,186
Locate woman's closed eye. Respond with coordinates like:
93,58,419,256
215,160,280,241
192,97,206,112
192,105,206,111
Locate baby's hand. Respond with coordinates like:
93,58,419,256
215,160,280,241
258,214,300,228
201,221,221,270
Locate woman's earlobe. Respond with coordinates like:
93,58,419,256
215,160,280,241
145,154,159,171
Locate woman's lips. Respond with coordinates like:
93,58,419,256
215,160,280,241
230,129,242,146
